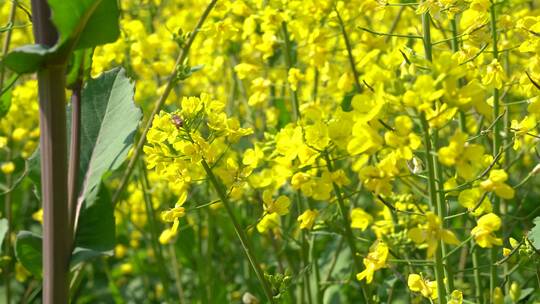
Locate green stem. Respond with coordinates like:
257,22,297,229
421,13,433,62
168,244,187,304
421,7,449,302
139,162,172,302
420,116,448,304
0,0,17,90
472,244,483,304
323,153,370,303
335,9,362,93
297,191,313,304
310,234,322,304
302,231,313,304
3,150,12,304
432,132,454,293
201,160,275,303
489,2,500,301
102,258,125,304
450,18,468,132
281,22,300,121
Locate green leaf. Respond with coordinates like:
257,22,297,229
26,149,42,200
3,0,119,74
76,67,141,204
323,285,346,304
47,0,120,50
69,67,140,265
24,67,141,217
2,44,50,74
274,98,291,129
0,219,8,250
66,48,93,88
15,231,43,278
75,1,120,49
0,86,12,119
72,183,115,267
528,216,540,251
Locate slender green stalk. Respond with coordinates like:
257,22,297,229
302,232,313,304
489,2,501,301
0,0,17,90
139,162,172,302
420,7,448,302
201,159,275,303
3,150,12,304
281,22,300,121
421,13,433,62
433,132,454,293
335,9,362,93
323,153,370,303
102,258,125,304
472,244,483,304
310,234,322,304
112,0,218,206
450,18,468,132
69,264,86,302
420,116,447,304
297,191,313,304
68,81,82,232
168,244,187,304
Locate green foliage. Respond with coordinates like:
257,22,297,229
2,0,119,74
14,231,42,278
49,0,120,50
2,45,49,74
71,184,115,268
66,48,93,88
76,67,141,204
16,67,141,277
0,219,8,251
528,216,540,251
0,75,18,118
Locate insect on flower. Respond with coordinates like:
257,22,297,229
171,114,184,129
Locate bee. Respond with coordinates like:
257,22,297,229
171,114,184,129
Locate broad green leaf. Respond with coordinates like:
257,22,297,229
24,68,141,208
47,0,120,50
75,1,120,49
2,44,50,74
15,231,42,278
0,219,8,250
76,67,141,205
528,216,540,251
72,183,115,267
3,0,119,74
12,186,115,276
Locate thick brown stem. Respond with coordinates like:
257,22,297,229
31,1,70,303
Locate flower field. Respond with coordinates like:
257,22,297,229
2,0,540,303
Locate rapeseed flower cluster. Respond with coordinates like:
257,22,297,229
3,0,540,302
